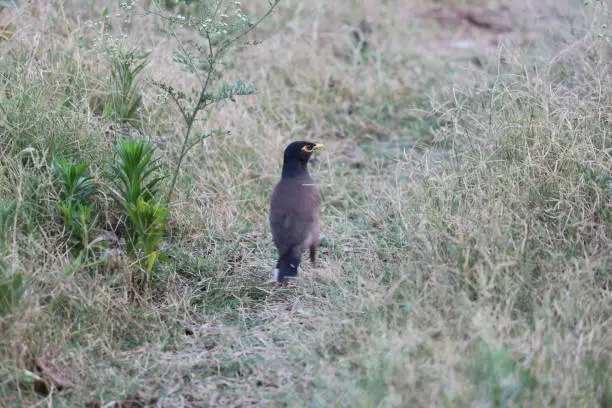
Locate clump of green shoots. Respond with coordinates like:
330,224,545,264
52,157,98,254
103,47,150,127
109,139,168,284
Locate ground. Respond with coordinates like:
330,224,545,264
0,0,610,407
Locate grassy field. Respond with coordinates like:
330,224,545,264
0,0,610,406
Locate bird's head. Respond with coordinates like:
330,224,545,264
283,141,325,165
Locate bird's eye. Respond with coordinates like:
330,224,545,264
301,145,313,153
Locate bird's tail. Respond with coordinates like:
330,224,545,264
274,250,301,282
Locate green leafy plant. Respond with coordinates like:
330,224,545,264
103,47,150,127
52,158,97,204
125,198,169,277
110,139,165,205
58,202,94,251
121,0,280,204
110,139,168,280
52,157,98,252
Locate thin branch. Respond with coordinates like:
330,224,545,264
220,0,281,53
167,90,189,125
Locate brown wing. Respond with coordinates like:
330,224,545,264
269,177,321,257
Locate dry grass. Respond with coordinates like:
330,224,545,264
0,0,610,407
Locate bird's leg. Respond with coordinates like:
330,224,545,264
309,246,317,267
275,251,300,283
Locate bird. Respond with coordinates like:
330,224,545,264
269,141,324,285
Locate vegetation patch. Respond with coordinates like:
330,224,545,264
0,0,610,406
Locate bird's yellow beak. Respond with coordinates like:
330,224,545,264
313,143,325,151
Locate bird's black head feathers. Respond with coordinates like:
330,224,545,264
281,141,324,178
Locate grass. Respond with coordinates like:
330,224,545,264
0,0,610,406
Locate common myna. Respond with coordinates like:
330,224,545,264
269,141,324,284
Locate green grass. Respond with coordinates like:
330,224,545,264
0,0,610,407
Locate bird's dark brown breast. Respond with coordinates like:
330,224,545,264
269,176,321,256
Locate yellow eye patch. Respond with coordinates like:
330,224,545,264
300,143,324,153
